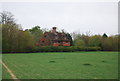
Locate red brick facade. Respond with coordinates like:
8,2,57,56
53,41,70,46
62,41,70,46
39,27,70,46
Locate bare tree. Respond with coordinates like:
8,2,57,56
0,11,15,24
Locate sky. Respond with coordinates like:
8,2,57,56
0,1,118,35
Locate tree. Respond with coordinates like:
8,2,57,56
80,34,90,46
29,26,43,43
71,32,90,46
71,32,81,40
74,39,85,46
21,31,35,52
0,11,15,24
60,29,73,46
65,33,73,46
88,35,102,47
1,11,35,53
0,11,18,52
101,36,118,51
102,33,108,38
2,19,19,52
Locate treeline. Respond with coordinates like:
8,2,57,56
0,11,119,53
2,23,35,53
72,33,119,51
1,11,37,53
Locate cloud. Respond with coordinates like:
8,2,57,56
1,2,118,35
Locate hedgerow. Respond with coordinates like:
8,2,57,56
34,46,101,52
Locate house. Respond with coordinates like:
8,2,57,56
39,27,70,46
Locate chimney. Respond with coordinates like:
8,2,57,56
52,27,57,33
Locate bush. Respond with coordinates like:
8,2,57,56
2,46,101,53
101,36,118,51
34,46,101,52
74,39,85,46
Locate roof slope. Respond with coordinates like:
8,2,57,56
45,32,69,41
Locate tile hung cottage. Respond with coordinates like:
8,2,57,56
39,27,70,46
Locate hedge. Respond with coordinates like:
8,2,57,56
34,46,101,52
2,46,101,53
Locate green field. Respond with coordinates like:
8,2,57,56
2,52,118,79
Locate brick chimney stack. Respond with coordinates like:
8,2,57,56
52,27,57,33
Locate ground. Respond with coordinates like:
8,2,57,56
2,52,118,79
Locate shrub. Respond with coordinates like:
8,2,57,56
34,46,101,52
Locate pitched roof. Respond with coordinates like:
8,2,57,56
45,32,69,41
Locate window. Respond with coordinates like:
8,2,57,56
66,42,68,44
58,41,61,44
53,41,56,44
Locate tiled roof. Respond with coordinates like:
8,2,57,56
45,32,69,41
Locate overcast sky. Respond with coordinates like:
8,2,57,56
1,2,118,35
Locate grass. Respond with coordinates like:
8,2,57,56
2,51,118,79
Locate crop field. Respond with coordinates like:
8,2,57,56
2,52,118,79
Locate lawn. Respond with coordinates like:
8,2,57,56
2,52,118,79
